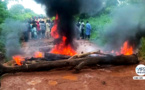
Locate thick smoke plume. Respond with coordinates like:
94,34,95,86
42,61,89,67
103,4,145,52
0,18,25,58
35,0,104,48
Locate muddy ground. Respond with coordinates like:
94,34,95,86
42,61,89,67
1,39,145,90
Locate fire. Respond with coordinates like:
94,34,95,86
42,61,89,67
121,41,133,55
50,36,77,56
12,55,24,66
50,14,77,56
110,41,133,55
51,14,59,39
34,51,43,58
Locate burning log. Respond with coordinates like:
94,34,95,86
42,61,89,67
0,54,139,76
25,53,70,61
44,53,71,61
68,50,107,60
22,53,71,65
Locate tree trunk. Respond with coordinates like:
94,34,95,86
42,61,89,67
0,54,139,76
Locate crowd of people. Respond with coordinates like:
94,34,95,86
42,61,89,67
23,17,53,42
23,17,92,42
76,20,92,40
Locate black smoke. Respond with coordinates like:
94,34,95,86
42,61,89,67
35,0,104,48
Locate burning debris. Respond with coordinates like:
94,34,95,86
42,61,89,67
12,55,24,66
106,41,134,56
121,41,133,55
0,52,139,76
50,15,77,56
34,51,44,58
12,52,71,66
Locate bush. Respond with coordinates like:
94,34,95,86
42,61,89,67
138,38,145,58
84,14,111,40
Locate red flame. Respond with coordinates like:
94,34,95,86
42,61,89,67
121,41,133,55
34,51,43,58
50,14,77,56
50,36,77,56
12,55,24,66
109,41,133,55
51,15,59,39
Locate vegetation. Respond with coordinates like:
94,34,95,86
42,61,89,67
139,38,145,59
0,1,8,53
9,4,37,21
84,14,111,40
0,1,38,56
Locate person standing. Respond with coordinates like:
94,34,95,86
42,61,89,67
28,19,32,40
85,21,91,40
32,22,37,40
36,21,41,39
80,21,85,39
76,21,81,40
23,21,29,42
29,22,33,40
40,21,46,38
31,20,36,39
46,19,51,38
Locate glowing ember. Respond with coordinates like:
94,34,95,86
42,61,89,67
12,55,24,66
121,41,133,55
34,51,43,58
50,15,77,56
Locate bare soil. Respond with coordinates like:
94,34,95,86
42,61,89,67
1,39,145,90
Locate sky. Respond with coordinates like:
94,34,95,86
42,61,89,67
7,0,46,15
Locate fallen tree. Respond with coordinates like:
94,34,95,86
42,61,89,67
0,54,139,76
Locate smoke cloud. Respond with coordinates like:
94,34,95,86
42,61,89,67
103,4,145,51
0,18,25,58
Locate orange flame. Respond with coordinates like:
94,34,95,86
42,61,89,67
51,14,59,39
50,14,77,56
34,51,43,58
12,55,24,66
50,36,77,56
121,41,133,55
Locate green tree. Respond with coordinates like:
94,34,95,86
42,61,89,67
0,1,8,53
0,1,8,24
9,4,37,20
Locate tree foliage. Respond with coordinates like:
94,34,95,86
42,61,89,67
9,4,37,21
0,1,8,24
0,1,9,52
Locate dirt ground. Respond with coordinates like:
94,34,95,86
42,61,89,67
1,39,145,90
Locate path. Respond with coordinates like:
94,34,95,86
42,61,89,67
1,38,145,90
